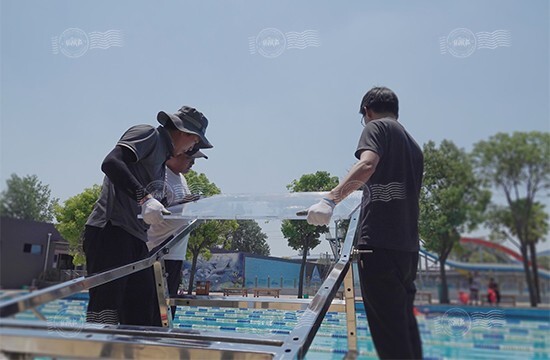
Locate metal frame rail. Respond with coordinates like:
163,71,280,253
0,211,361,359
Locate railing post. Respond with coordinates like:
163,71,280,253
153,259,172,328
343,263,357,355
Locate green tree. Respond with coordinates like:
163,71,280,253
184,170,238,294
0,174,59,222
526,203,550,302
486,200,548,303
281,171,339,298
420,140,490,304
539,256,550,271
186,220,238,294
185,170,220,197
54,185,101,266
224,220,270,256
473,131,550,307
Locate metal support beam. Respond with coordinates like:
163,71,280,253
153,259,172,328
343,263,357,355
0,319,282,359
0,197,363,360
0,220,203,318
275,210,359,359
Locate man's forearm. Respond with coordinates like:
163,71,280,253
101,146,148,202
326,151,379,204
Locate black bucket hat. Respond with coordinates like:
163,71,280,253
157,106,213,149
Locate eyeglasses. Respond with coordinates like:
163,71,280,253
174,152,194,160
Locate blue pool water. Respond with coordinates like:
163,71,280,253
9,296,550,359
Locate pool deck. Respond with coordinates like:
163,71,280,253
209,291,550,309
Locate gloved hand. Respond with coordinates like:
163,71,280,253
141,197,171,225
306,198,336,226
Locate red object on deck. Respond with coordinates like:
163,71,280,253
458,291,469,305
487,288,497,304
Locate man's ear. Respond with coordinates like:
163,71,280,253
365,107,373,120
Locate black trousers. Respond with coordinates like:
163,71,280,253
83,223,161,326
164,259,183,318
358,248,422,359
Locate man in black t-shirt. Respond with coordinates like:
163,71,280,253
306,87,423,359
84,106,212,327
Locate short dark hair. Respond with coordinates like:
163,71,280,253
359,87,399,118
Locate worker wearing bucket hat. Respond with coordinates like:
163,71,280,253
157,106,213,150
83,105,212,327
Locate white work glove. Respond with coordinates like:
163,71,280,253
141,197,171,225
306,198,336,226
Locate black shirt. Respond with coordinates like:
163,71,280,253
86,125,174,241
354,118,423,252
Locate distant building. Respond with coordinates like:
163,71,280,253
181,249,330,293
0,217,73,289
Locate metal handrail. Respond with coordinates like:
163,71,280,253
0,208,362,360
278,209,360,359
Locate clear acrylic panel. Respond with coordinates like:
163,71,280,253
164,191,363,220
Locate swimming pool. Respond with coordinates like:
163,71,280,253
10,297,550,359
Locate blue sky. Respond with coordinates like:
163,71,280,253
1,1,548,257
